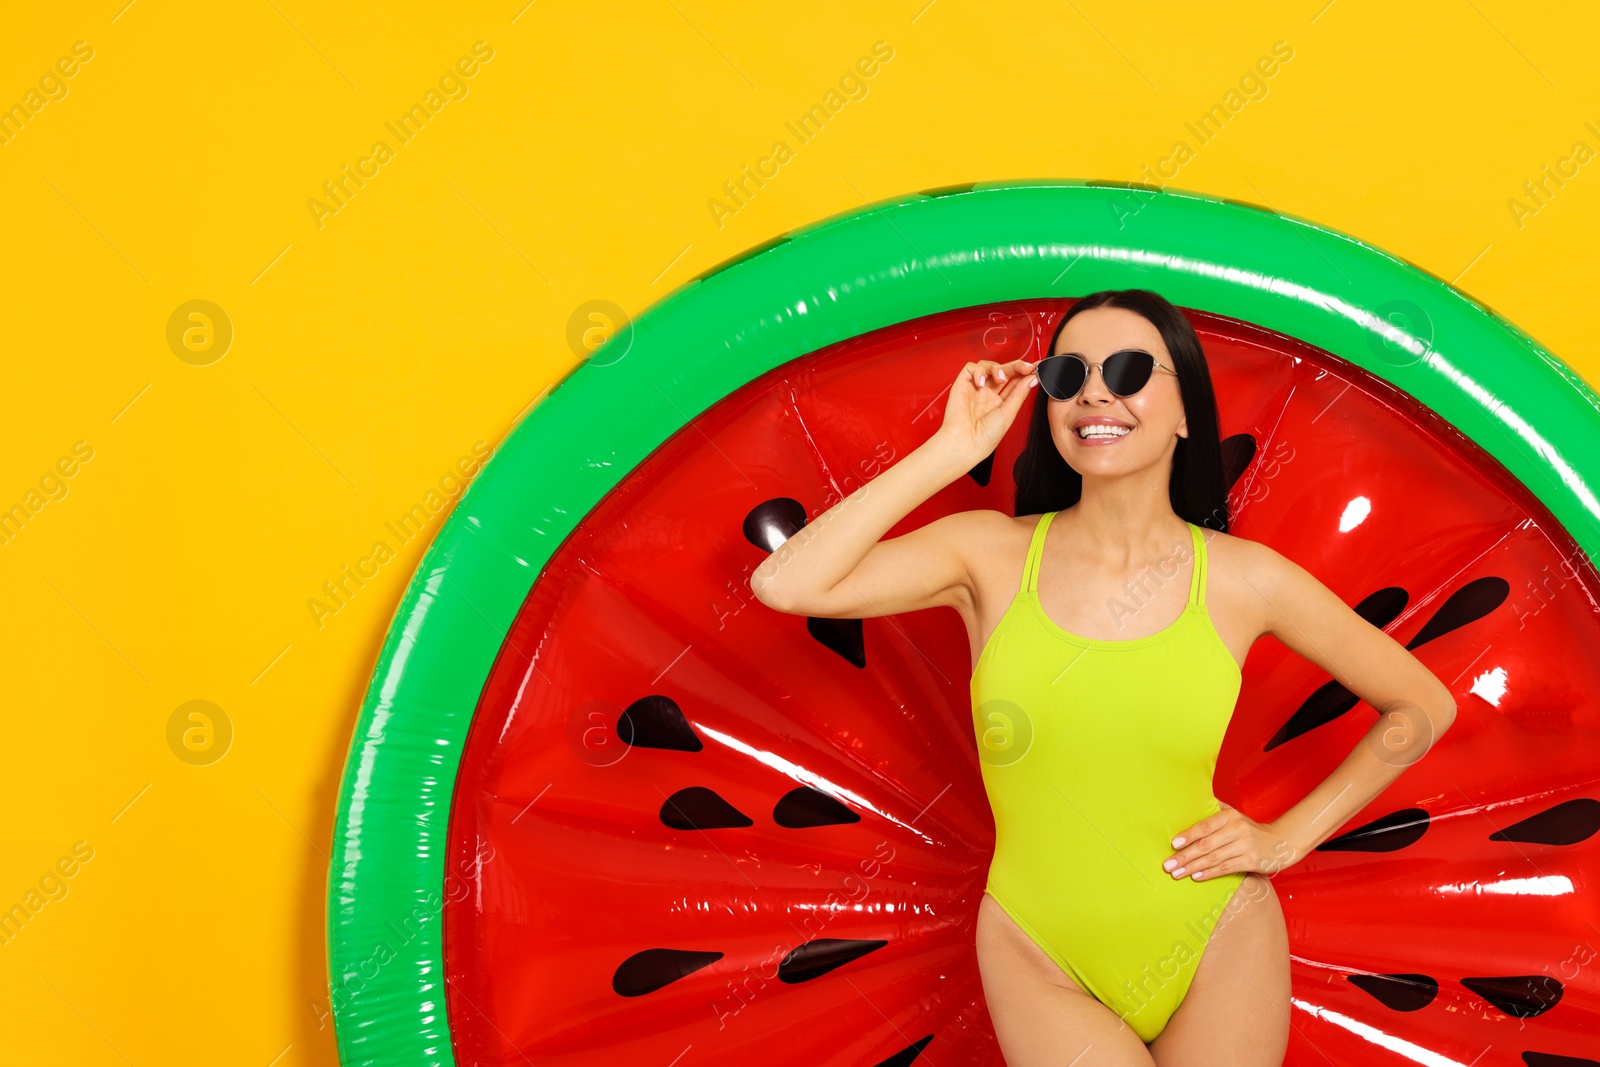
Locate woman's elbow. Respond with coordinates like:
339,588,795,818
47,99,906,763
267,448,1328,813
1423,684,1458,743
750,568,802,614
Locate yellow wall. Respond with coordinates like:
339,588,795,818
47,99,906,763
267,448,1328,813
1,1,1594,1062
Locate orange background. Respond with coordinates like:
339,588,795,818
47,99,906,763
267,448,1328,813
1,2,1595,1062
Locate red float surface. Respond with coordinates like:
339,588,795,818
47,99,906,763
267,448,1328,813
443,300,1600,1065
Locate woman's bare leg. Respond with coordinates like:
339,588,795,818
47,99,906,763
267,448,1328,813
1148,873,1291,1066
977,893,1158,1066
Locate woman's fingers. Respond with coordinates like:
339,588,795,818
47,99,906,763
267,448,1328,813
1171,842,1230,879
973,358,1037,389
1166,820,1238,872
990,358,1039,383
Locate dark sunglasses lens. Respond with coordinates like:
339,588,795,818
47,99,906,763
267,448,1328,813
1039,357,1086,399
1103,351,1155,396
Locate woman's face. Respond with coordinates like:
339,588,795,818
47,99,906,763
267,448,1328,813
1047,306,1187,475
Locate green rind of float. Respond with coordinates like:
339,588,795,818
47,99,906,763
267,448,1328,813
327,179,1600,1065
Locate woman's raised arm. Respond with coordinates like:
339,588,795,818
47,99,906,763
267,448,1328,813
750,356,1038,619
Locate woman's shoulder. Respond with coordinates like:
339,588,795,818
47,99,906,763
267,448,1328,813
943,508,1036,537
927,509,1039,567
1198,523,1252,558
1199,523,1274,553
1199,524,1301,587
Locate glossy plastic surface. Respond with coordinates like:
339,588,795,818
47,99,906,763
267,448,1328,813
328,181,1600,1065
445,303,1600,1064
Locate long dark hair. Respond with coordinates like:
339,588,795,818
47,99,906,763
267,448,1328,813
1012,289,1231,532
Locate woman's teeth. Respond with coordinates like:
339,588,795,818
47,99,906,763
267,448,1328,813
1076,425,1131,439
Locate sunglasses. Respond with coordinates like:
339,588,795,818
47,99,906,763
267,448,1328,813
1035,349,1178,401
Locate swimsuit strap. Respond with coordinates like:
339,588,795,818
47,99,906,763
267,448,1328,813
1186,522,1207,607
1021,511,1057,594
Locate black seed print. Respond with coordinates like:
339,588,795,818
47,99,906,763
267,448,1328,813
1220,433,1257,490
1265,676,1368,751
1489,798,1600,845
659,787,753,830
1521,1052,1600,1066
1460,974,1564,1018
807,615,867,668
1354,586,1410,629
1266,576,1504,750
874,1035,936,1065
773,786,861,828
1316,808,1430,852
777,938,888,983
1346,972,1438,1011
968,450,993,487
745,499,870,667
1405,577,1509,648
618,695,703,752
611,948,724,996
743,497,808,552
1264,589,1408,748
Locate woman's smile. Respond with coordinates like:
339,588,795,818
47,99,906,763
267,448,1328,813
1071,414,1136,446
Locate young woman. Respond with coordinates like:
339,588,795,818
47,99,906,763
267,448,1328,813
750,289,1457,1066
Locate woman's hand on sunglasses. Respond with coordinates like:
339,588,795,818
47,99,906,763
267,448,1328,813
934,358,1038,465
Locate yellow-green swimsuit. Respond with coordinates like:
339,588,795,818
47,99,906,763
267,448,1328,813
970,510,1246,1043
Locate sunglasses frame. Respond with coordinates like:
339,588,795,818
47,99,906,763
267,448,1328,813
1034,349,1179,401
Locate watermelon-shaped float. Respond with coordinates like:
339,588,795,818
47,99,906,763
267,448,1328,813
327,181,1600,1065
